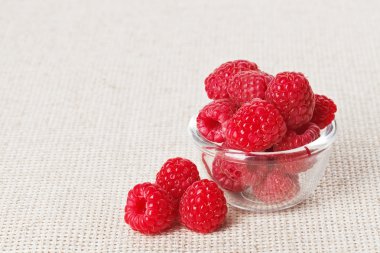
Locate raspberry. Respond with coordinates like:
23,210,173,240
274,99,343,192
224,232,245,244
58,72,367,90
311,94,337,129
124,183,176,234
225,99,287,152
227,70,273,105
212,154,250,192
249,163,270,187
273,123,320,151
253,170,300,203
275,151,316,174
156,157,200,202
205,60,259,99
196,99,237,143
266,72,315,129
179,179,227,233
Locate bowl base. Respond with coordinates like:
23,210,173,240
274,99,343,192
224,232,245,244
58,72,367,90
224,190,311,212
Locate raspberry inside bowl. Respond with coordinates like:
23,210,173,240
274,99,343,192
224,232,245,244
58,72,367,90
188,115,337,212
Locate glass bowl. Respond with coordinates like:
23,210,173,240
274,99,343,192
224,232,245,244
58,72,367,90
188,115,337,212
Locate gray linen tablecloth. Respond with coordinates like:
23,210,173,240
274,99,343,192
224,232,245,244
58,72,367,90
1,0,379,252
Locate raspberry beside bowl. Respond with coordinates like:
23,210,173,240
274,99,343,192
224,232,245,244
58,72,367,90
188,115,337,212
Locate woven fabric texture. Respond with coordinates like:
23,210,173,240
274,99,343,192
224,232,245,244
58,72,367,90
0,0,380,252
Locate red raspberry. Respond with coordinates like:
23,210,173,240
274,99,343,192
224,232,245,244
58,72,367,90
205,60,259,99
212,154,250,192
311,94,337,129
275,151,316,174
249,164,270,187
225,99,287,152
266,72,315,129
253,170,300,203
124,183,176,234
196,99,237,143
227,70,273,105
273,123,320,151
179,179,227,233
156,157,200,202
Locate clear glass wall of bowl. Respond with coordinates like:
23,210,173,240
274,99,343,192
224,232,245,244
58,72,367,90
189,116,337,212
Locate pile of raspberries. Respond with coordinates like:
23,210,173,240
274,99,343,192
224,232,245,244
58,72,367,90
124,59,336,235
125,157,227,234
199,59,337,199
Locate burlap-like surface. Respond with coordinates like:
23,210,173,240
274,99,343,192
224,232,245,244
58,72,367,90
1,0,379,252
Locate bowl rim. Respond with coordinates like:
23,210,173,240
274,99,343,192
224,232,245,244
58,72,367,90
188,115,337,157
